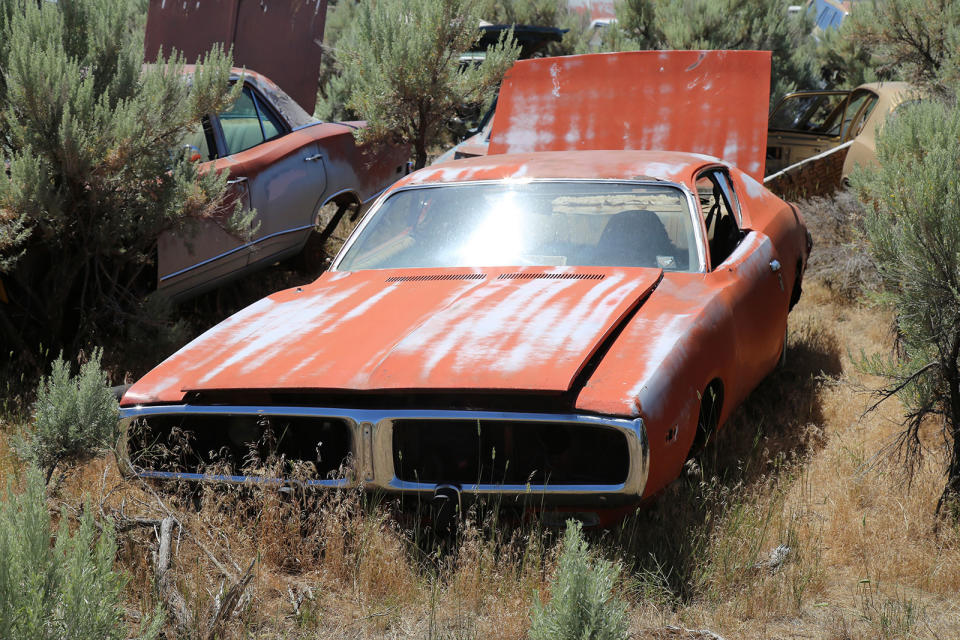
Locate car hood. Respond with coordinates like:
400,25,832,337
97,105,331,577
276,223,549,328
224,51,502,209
487,50,772,180
122,267,662,405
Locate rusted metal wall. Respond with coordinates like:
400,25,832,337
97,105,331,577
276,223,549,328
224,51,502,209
145,0,327,113
764,141,851,201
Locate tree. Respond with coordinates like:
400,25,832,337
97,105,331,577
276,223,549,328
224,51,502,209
842,0,960,97
815,18,881,89
615,0,819,106
0,0,243,371
854,97,960,518
315,0,361,121
334,0,519,169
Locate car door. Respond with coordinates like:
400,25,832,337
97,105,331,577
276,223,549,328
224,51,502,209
217,84,328,268
156,117,253,300
766,91,849,174
697,169,786,401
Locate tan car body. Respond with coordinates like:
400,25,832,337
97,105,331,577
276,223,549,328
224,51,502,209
159,68,410,301
766,81,919,181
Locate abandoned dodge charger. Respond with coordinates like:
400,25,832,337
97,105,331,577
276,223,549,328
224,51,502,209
119,51,810,524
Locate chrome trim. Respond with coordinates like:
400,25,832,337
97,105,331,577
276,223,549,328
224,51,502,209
137,470,349,488
330,178,707,274
119,405,650,501
679,183,709,272
159,223,315,282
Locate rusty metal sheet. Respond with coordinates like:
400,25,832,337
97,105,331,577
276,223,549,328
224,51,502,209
487,50,771,180
122,266,661,405
145,0,327,113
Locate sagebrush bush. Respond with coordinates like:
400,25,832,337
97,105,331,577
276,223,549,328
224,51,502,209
854,96,960,515
799,189,880,299
335,0,519,168
530,520,629,640
0,467,161,639
20,348,118,482
0,0,244,367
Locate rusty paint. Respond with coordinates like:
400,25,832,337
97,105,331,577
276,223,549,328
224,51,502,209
488,50,771,180
123,53,811,514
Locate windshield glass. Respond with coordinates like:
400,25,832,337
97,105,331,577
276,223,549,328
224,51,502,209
336,181,700,271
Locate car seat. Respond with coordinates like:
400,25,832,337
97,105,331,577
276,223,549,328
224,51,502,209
596,209,676,267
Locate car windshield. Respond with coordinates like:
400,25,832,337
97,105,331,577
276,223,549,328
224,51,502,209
770,92,848,134
336,181,700,271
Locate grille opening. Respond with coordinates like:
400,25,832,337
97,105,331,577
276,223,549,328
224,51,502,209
126,414,353,480
392,419,629,486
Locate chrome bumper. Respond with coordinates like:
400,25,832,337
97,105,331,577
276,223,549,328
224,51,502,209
118,405,649,505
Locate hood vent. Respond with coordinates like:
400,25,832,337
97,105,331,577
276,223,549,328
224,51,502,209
498,273,605,281
386,273,486,283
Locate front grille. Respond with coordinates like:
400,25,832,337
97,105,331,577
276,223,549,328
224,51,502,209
126,413,353,479
391,419,629,485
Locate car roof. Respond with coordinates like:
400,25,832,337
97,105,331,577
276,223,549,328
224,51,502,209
854,81,915,97
400,150,721,187
177,64,316,129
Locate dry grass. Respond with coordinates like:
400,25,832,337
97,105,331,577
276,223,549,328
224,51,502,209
4,251,960,637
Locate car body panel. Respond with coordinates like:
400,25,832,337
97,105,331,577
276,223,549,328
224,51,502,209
144,0,327,113
124,264,661,404
488,50,771,180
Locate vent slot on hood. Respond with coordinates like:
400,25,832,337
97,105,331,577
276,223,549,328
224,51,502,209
386,273,486,283
498,273,605,281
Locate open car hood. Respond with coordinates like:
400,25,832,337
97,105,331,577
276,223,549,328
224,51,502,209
123,267,662,405
487,50,771,180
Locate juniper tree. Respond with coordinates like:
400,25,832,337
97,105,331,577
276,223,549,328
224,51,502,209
854,97,960,518
0,0,243,369
842,0,960,97
615,0,819,105
334,0,519,169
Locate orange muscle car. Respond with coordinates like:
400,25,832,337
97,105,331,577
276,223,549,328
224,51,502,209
120,51,811,526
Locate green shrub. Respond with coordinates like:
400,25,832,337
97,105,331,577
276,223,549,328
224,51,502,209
334,0,519,168
19,348,118,482
0,0,243,367
854,96,960,516
530,520,629,640
0,467,161,639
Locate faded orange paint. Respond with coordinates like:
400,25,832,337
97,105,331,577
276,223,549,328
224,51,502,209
488,50,772,180
123,53,810,514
